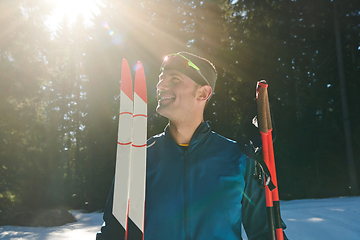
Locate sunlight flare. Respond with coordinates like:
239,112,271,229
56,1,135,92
46,0,103,31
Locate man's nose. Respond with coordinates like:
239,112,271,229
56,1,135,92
156,78,169,91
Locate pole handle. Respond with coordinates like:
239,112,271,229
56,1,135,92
256,81,269,134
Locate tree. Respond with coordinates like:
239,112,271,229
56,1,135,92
0,0,54,215
333,0,358,195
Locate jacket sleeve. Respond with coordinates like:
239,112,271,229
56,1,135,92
96,179,125,240
242,157,289,240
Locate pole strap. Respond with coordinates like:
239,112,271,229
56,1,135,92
236,135,276,191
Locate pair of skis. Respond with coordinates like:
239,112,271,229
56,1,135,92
256,80,284,240
113,59,147,240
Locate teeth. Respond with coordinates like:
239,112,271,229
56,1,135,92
159,96,174,101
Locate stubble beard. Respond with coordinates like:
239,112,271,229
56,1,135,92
156,85,199,121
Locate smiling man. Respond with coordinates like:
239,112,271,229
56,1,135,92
97,52,287,240
156,54,214,145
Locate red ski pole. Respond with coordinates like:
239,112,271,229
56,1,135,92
257,80,284,240
256,81,276,240
265,88,284,240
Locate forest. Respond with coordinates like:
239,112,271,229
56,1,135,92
0,0,359,222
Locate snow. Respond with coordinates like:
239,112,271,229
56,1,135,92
0,197,359,240
279,196,360,240
0,210,102,240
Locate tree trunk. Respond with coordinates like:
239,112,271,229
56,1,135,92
333,0,359,195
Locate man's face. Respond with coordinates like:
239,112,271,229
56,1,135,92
156,70,200,121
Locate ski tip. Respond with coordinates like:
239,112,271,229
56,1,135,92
122,59,130,70
134,61,147,104
121,59,133,101
135,61,142,71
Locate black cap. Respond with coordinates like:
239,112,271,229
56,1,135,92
160,52,217,92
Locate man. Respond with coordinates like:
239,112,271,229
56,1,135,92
97,52,287,239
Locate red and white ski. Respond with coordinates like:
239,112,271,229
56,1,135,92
113,59,147,240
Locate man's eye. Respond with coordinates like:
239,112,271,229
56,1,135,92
171,77,180,82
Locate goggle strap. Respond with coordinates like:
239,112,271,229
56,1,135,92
162,53,210,86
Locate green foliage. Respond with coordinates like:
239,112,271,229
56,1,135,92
0,0,360,220
0,0,54,213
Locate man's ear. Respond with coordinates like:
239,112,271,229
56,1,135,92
197,85,212,102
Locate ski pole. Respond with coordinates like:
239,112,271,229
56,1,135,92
264,84,284,240
256,81,276,240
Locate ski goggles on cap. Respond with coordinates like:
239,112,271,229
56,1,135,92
160,53,211,87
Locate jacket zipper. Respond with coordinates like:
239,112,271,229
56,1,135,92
183,149,190,240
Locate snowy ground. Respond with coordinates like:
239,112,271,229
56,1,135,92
279,196,360,240
0,196,359,240
0,210,101,240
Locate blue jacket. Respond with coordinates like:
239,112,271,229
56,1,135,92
97,122,275,240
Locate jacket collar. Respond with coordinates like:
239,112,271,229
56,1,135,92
163,121,211,151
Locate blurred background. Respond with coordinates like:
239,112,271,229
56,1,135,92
0,0,359,221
